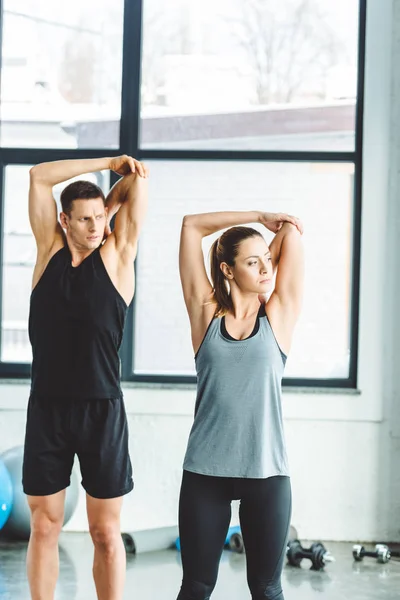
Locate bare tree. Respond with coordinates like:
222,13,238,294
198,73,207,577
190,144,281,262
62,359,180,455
228,0,346,105
141,11,169,107
59,35,96,103
141,3,196,107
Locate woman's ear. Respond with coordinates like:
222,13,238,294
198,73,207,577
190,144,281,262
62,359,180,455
220,262,234,280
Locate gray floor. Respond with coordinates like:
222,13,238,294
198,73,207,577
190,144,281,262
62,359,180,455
0,533,399,599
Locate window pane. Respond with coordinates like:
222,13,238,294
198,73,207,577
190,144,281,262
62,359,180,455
1,165,110,362
1,1,124,149
134,161,354,379
141,0,359,152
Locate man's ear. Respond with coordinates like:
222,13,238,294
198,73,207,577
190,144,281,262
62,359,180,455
60,212,68,229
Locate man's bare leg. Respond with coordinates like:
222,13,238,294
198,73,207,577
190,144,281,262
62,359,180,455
87,494,125,600
27,490,65,600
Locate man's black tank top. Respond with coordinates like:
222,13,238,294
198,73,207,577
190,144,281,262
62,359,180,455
29,245,128,399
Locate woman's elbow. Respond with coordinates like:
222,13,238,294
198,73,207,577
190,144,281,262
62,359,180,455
182,214,196,228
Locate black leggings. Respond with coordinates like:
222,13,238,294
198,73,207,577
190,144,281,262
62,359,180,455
177,471,291,600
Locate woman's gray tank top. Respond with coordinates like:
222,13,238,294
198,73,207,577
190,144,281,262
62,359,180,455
183,311,289,478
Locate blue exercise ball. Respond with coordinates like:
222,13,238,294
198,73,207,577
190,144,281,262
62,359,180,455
0,446,79,540
0,458,13,531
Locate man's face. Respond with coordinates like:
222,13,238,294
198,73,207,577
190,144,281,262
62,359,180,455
61,198,107,251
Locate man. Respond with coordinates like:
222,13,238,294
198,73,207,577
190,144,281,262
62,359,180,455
23,154,148,600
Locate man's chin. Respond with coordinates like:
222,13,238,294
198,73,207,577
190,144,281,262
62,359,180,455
86,238,100,247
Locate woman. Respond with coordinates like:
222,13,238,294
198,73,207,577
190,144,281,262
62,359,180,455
176,210,304,600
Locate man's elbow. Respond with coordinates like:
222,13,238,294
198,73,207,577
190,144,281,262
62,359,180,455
29,164,48,183
29,165,40,180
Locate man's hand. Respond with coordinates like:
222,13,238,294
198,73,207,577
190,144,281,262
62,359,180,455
109,155,149,178
259,212,303,235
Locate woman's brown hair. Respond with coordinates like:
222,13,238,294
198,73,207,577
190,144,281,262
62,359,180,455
209,226,263,317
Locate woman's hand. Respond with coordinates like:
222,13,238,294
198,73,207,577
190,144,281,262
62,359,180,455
259,212,303,235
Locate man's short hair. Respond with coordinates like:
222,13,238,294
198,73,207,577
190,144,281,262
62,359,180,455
60,180,106,216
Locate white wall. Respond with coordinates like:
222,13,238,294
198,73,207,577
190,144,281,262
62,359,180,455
1,0,399,543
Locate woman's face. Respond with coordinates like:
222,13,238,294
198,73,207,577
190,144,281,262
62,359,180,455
222,235,273,294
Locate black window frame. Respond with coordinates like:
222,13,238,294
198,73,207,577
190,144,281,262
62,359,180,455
0,0,366,388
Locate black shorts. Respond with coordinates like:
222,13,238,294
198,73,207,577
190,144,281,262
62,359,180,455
23,394,133,499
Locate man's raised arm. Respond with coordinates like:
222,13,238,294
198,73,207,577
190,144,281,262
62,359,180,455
110,159,149,261
29,157,112,253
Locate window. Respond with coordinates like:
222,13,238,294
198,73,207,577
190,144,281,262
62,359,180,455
0,0,365,387
140,0,360,152
1,0,124,149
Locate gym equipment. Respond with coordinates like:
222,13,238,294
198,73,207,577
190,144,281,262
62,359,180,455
224,525,242,552
379,544,400,559
353,544,390,563
353,543,399,564
286,539,334,570
122,526,179,554
375,544,400,560
0,459,13,531
228,529,244,553
0,446,79,540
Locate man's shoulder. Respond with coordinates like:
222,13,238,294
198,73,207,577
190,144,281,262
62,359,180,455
32,240,67,291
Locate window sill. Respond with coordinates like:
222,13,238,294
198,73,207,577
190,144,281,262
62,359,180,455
0,378,361,416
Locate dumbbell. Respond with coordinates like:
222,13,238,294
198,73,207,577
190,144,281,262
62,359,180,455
287,539,334,570
352,544,391,564
228,532,245,553
377,544,400,559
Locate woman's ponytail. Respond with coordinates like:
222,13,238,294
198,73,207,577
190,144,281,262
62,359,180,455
210,238,232,316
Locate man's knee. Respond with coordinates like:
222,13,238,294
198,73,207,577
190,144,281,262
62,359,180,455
90,522,120,555
177,577,216,600
248,578,284,600
30,511,63,544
